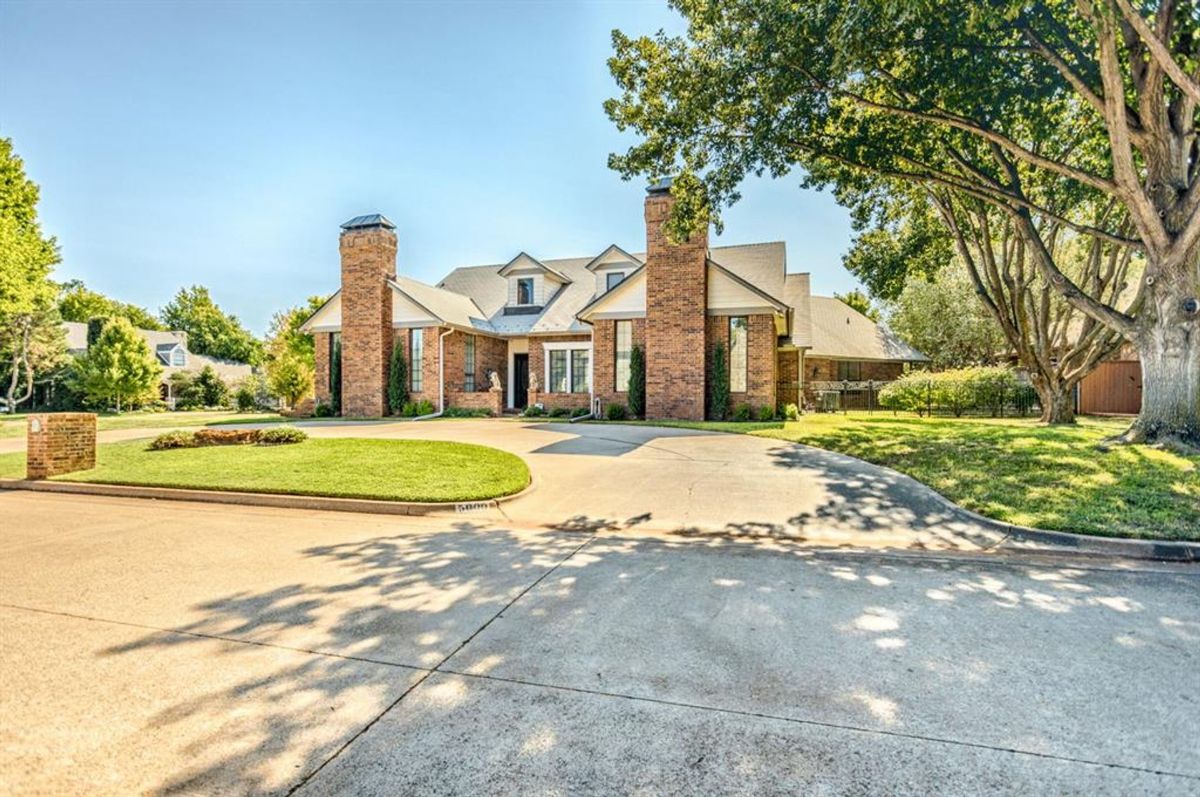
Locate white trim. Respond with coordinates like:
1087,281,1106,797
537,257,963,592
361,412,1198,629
541,340,593,395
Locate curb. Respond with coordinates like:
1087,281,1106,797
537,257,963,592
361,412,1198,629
0,476,534,518
784,442,1200,563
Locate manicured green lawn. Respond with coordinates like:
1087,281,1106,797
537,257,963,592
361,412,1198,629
0,437,529,503
0,410,288,439
605,414,1200,541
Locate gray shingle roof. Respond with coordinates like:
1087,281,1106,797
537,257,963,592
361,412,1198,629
61,322,255,382
807,296,927,361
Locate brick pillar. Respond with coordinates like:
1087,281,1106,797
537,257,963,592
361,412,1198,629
26,413,96,480
643,181,708,420
339,215,397,417
314,332,331,407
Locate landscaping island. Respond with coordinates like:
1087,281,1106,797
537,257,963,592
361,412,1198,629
0,437,529,503
602,414,1200,542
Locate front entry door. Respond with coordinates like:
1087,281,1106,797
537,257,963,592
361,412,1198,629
513,354,529,408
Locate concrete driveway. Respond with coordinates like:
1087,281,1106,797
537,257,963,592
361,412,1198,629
1,491,1197,795
258,418,1007,551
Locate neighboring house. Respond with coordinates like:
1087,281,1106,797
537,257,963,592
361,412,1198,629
63,322,255,408
300,183,926,419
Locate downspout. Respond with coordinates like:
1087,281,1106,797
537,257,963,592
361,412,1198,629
414,328,454,421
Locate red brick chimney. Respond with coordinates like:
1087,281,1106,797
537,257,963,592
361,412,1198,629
643,179,708,420
339,214,396,417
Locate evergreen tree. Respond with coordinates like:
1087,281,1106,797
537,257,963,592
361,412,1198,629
72,317,161,411
627,344,645,419
194,365,229,407
388,342,408,415
330,338,342,414
708,342,729,421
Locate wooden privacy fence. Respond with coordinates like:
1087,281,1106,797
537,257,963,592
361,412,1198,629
1078,361,1142,415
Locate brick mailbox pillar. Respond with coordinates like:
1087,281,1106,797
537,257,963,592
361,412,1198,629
26,413,97,480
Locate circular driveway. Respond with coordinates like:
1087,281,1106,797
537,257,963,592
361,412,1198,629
284,419,1005,550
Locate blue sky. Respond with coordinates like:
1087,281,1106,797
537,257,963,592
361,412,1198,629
1,0,860,335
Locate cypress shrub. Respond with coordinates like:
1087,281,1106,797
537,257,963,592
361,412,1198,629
388,343,409,414
708,342,730,420
627,344,646,419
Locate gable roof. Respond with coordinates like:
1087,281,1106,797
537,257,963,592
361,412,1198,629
584,244,643,272
496,252,572,283
60,321,255,381
807,296,927,361
388,275,492,331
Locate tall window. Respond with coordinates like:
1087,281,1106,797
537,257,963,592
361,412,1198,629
549,349,568,392
517,277,534,305
170,347,186,367
464,334,476,391
729,316,748,393
571,350,589,393
410,329,423,393
606,271,626,292
614,320,632,392
329,333,341,392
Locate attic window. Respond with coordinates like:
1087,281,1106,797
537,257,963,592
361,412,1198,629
517,278,534,305
606,272,626,292
171,347,186,367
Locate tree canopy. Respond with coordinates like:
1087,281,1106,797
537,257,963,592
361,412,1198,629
606,0,1200,446
72,317,161,411
58,280,163,330
160,285,263,365
0,138,64,411
832,289,880,321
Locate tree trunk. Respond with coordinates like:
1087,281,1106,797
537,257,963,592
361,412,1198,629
1126,323,1200,448
1036,382,1077,425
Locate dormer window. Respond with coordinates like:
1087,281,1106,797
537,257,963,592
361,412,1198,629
171,348,186,367
606,272,626,292
517,277,534,306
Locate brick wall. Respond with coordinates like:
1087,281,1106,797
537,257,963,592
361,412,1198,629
705,314,777,415
528,390,592,412
777,349,801,410
643,188,708,420
592,317,646,411
393,326,443,409
805,358,903,383
314,332,332,407
441,331,507,394
447,390,504,415
26,413,96,480
340,226,396,417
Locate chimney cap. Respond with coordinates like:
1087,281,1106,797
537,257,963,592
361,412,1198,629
646,177,674,195
340,213,396,231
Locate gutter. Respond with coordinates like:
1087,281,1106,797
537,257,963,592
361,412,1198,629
413,328,456,421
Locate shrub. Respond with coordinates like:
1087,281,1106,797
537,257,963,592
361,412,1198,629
783,403,801,421
549,407,570,418
314,401,336,417
733,403,753,422
170,371,204,410
522,404,546,417
258,426,307,445
388,344,408,414
149,430,197,450
757,405,776,422
400,401,418,417
708,342,730,420
605,403,628,421
193,428,261,446
570,407,590,418
194,366,229,408
235,384,256,412
443,406,491,418
627,344,646,419
415,399,435,416
878,366,1021,417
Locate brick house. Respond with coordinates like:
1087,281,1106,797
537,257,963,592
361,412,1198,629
300,184,925,419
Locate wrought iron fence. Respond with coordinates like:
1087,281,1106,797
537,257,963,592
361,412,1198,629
807,379,1040,418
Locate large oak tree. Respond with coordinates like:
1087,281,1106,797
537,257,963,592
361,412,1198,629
607,0,1200,447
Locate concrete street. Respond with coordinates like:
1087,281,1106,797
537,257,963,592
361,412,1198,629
1,490,1196,795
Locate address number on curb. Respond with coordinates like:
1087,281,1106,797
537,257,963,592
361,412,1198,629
455,501,494,513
